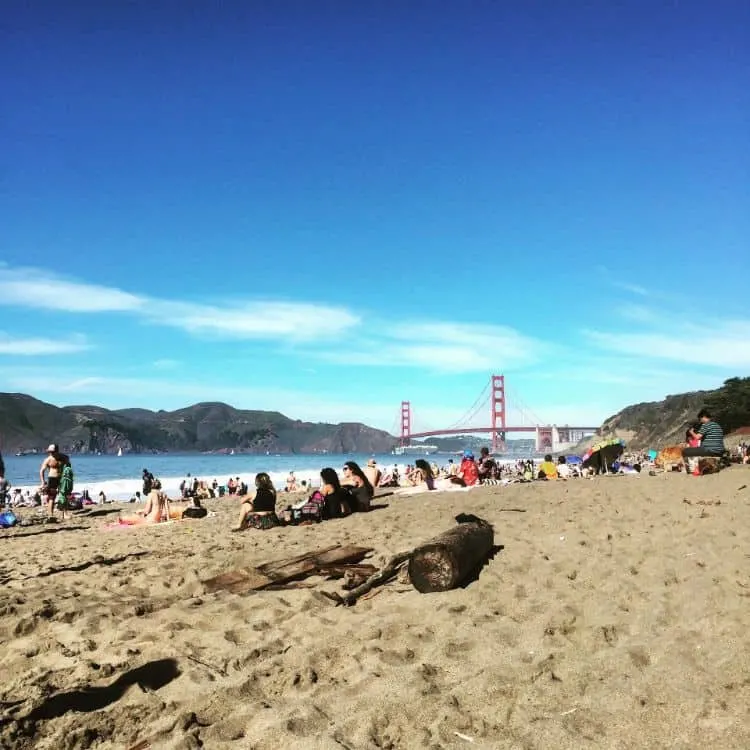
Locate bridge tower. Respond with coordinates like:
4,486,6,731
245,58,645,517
491,374,506,453
400,400,411,447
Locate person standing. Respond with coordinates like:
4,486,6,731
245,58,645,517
40,443,71,519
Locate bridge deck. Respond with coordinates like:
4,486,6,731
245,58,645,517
406,426,598,438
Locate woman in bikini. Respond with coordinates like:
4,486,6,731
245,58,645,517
235,472,280,530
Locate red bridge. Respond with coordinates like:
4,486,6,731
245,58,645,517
399,374,599,453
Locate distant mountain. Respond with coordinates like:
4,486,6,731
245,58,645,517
414,435,535,454
585,376,750,450
0,393,396,455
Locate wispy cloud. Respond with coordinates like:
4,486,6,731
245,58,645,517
584,320,750,368
321,322,541,373
618,304,657,324
0,265,361,343
612,281,648,296
155,300,360,342
0,333,90,356
152,358,180,370
0,265,143,312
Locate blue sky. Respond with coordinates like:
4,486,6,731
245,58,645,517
2,1,748,434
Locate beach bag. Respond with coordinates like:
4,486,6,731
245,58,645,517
183,506,208,519
294,491,325,523
0,510,17,528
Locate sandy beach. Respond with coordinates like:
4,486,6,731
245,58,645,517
1,468,749,750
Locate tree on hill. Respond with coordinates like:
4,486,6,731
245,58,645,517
704,377,750,434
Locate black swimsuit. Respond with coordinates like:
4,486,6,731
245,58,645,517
252,488,276,513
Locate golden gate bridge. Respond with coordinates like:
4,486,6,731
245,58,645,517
398,374,599,453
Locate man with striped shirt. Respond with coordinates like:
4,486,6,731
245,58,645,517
682,409,725,470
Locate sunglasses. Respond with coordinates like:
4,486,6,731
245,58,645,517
342,466,350,471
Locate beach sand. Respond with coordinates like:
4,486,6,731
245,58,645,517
1,469,749,749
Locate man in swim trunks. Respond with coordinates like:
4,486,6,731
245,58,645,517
40,443,70,519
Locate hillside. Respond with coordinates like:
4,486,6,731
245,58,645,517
0,393,396,455
587,376,750,450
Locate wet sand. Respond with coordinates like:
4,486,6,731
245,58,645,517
1,468,749,749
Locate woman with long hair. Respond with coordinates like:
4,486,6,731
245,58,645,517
341,460,374,511
413,459,437,490
235,472,280,530
320,467,351,518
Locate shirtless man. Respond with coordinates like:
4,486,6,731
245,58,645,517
364,459,381,488
39,443,70,518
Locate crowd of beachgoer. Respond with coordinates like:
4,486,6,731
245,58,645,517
0,407,742,533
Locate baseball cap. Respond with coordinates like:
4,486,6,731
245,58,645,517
47,443,58,453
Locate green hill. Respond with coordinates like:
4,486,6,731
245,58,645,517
586,376,750,450
0,393,396,455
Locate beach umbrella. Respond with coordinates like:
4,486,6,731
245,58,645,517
582,438,625,473
565,455,583,464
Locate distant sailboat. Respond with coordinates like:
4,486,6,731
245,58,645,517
117,447,123,457
230,449,235,455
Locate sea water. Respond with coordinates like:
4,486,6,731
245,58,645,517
2,452,427,501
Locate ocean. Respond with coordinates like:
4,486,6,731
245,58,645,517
2,452,442,501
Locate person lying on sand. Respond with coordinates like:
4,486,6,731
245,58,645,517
166,497,209,520
119,480,170,525
235,472,281,531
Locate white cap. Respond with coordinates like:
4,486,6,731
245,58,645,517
47,444,57,453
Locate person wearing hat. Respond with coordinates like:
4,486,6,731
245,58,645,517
364,458,381,489
39,443,71,519
450,450,479,487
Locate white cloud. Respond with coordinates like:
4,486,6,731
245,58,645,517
0,333,90,355
155,300,360,341
152,358,180,370
321,321,540,373
612,281,648,296
0,265,361,343
584,320,750,368
618,304,657,324
0,265,143,312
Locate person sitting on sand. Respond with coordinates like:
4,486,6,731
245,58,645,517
538,454,559,479
556,456,572,479
682,409,726,472
410,459,437,491
320,467,352,518
119,480,170,525
235,472,280,530
341,461,374,512
477,447,500,483
685,425,701,448
450,450,479,487
364,459,381,489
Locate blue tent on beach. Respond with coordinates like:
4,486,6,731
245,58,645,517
566,455,583,464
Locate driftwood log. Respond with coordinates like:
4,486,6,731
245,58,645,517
407,513,494,593
202,545,373,595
